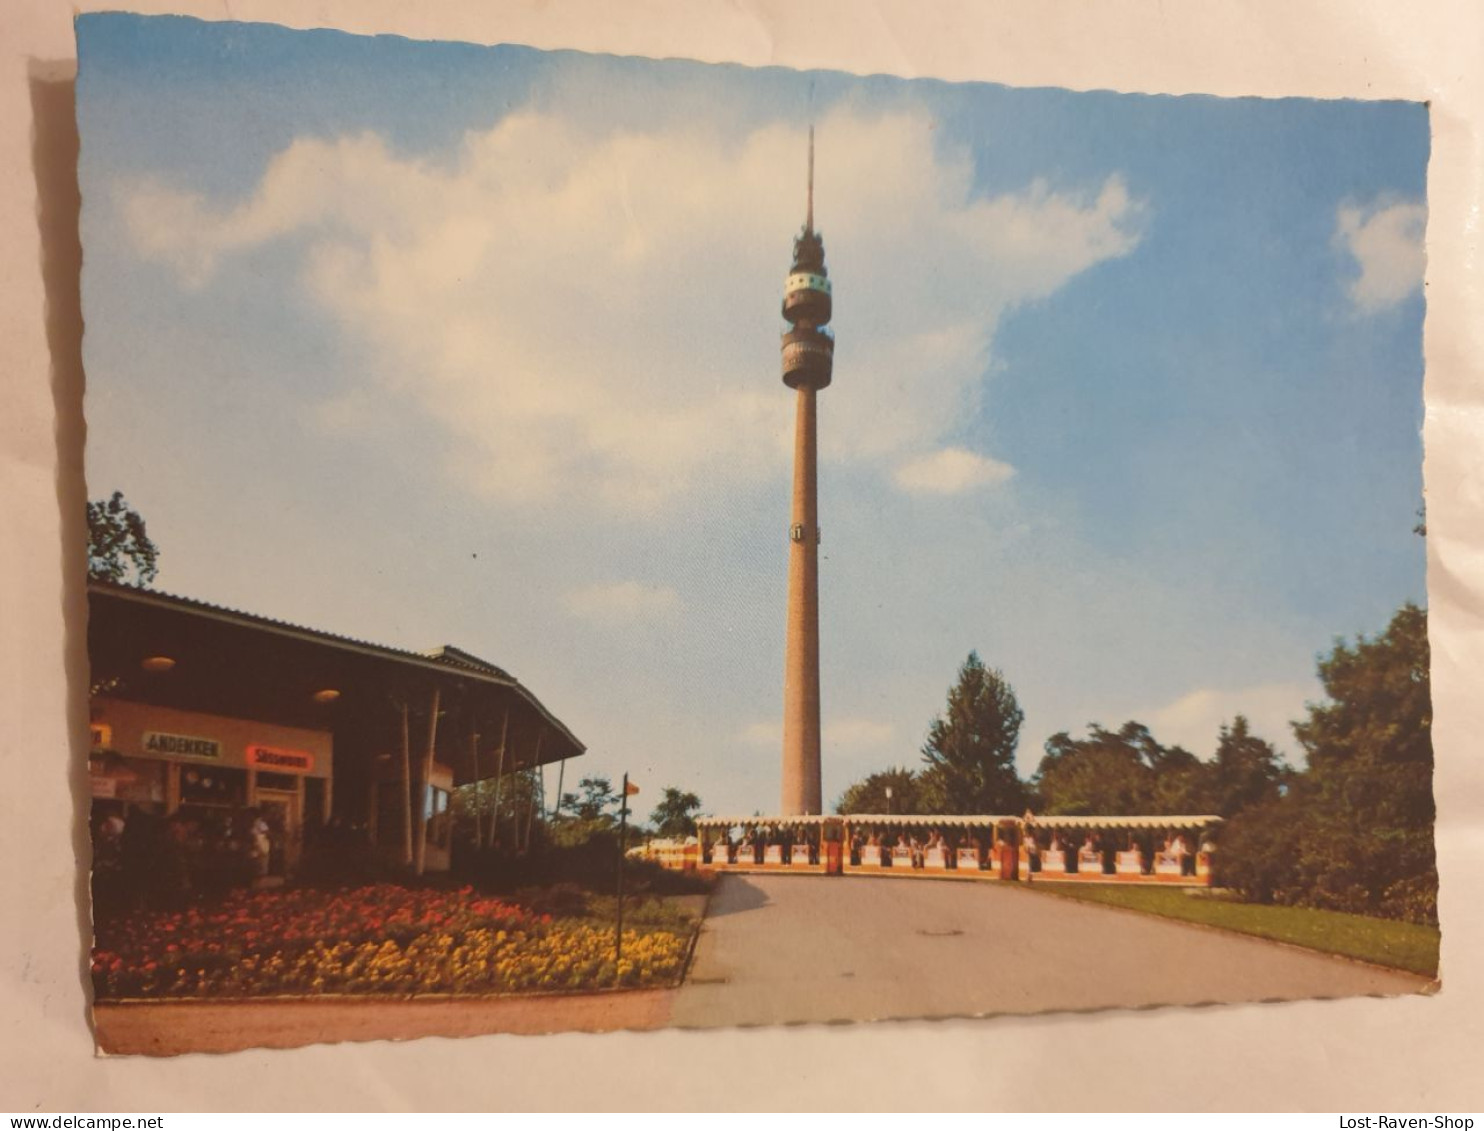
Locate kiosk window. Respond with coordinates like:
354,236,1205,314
89,755,165,804
179,765,246,805
426,785,452,849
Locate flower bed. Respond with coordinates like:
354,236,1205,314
92,884,690,998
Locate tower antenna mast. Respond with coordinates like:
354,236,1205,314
806,124,815,234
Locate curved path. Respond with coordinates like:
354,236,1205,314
670,873,1430,1028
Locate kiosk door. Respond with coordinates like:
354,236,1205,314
257,790,302,877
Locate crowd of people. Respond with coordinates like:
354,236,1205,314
91,801,284,910
703,824,821,866
1023,830,1202,876
849,826,975,868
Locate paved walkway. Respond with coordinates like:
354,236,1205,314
97,875,1431,1052
669,874,1430,1028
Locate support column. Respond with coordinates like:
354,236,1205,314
522,731,544,851
552,758,567,818
470,726,483,850
398,701,413,867
366,772,378,846
414,687,440,876
165,761,180,815
488,708,509,850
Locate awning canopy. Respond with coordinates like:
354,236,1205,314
696,815,834,828
839,814,1016,828
1026,815,1222,831
694,813,1223,831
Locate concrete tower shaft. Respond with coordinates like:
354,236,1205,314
779,126,830,816
781,383,822,814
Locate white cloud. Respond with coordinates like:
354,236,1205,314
739,720,781,746
893,447,1014,494
1335,198,1426,314
125,105,1143,511
564,580,681,627
1139,680,1320,761
740,717,895,749
825,717,896,749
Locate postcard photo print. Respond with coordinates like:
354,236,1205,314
74,12,1437,1057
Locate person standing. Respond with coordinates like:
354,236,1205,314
250,810,272,879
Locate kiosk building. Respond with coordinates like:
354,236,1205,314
88,579,584,878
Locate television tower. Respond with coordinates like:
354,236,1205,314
779,127,833,816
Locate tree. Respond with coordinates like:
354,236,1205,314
835,767,922,815
1206,715,1286,817
87,491,159,585
1032,721,1207,815
454,767,546,851
1034,722,1156,815
559,776,617,824
1146,742,1210,814
649,787,702,838
918,653,1030,814
1218,604,1437,923
1291,602,1435,919
1296,603,1432,823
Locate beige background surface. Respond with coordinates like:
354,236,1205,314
2,0,1481,1112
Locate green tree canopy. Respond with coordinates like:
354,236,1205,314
918,653,1029,814
1218,603,1436,923
649,786,702,837
1033,721,1206,815
835,766,922,815
559,775,617,824
1296,603,1432,823
87,491,159,585
1206,715,1287,817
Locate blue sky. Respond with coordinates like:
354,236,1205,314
77,13,1428,815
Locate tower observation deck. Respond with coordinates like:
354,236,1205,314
779,127,832,816
780,130,834,392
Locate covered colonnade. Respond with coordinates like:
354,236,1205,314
1021,814,1220,882
688,813,1220,885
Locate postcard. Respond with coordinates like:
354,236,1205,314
76,12,1436,1057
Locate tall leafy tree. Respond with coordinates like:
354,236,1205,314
1290,602,1435,918
1146,742,1210,814
918,653,1029,814
1206,715,1286,817
1033,721,1207,815
87,491,159,585
1034,722,1157,815
556,776,619,823
1219,604,1436,923
835,767,922,815
455,767,547,851
649,787,702,837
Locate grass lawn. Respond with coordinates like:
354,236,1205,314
1023,882,1439,977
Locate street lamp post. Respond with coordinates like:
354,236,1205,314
615,772,634,982
885,786,893,816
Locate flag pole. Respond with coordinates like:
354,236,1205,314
615,772,630,982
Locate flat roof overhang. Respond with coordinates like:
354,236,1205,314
87,581,584,785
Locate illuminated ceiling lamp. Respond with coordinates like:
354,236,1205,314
311,688,341,704
140,655,176,672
